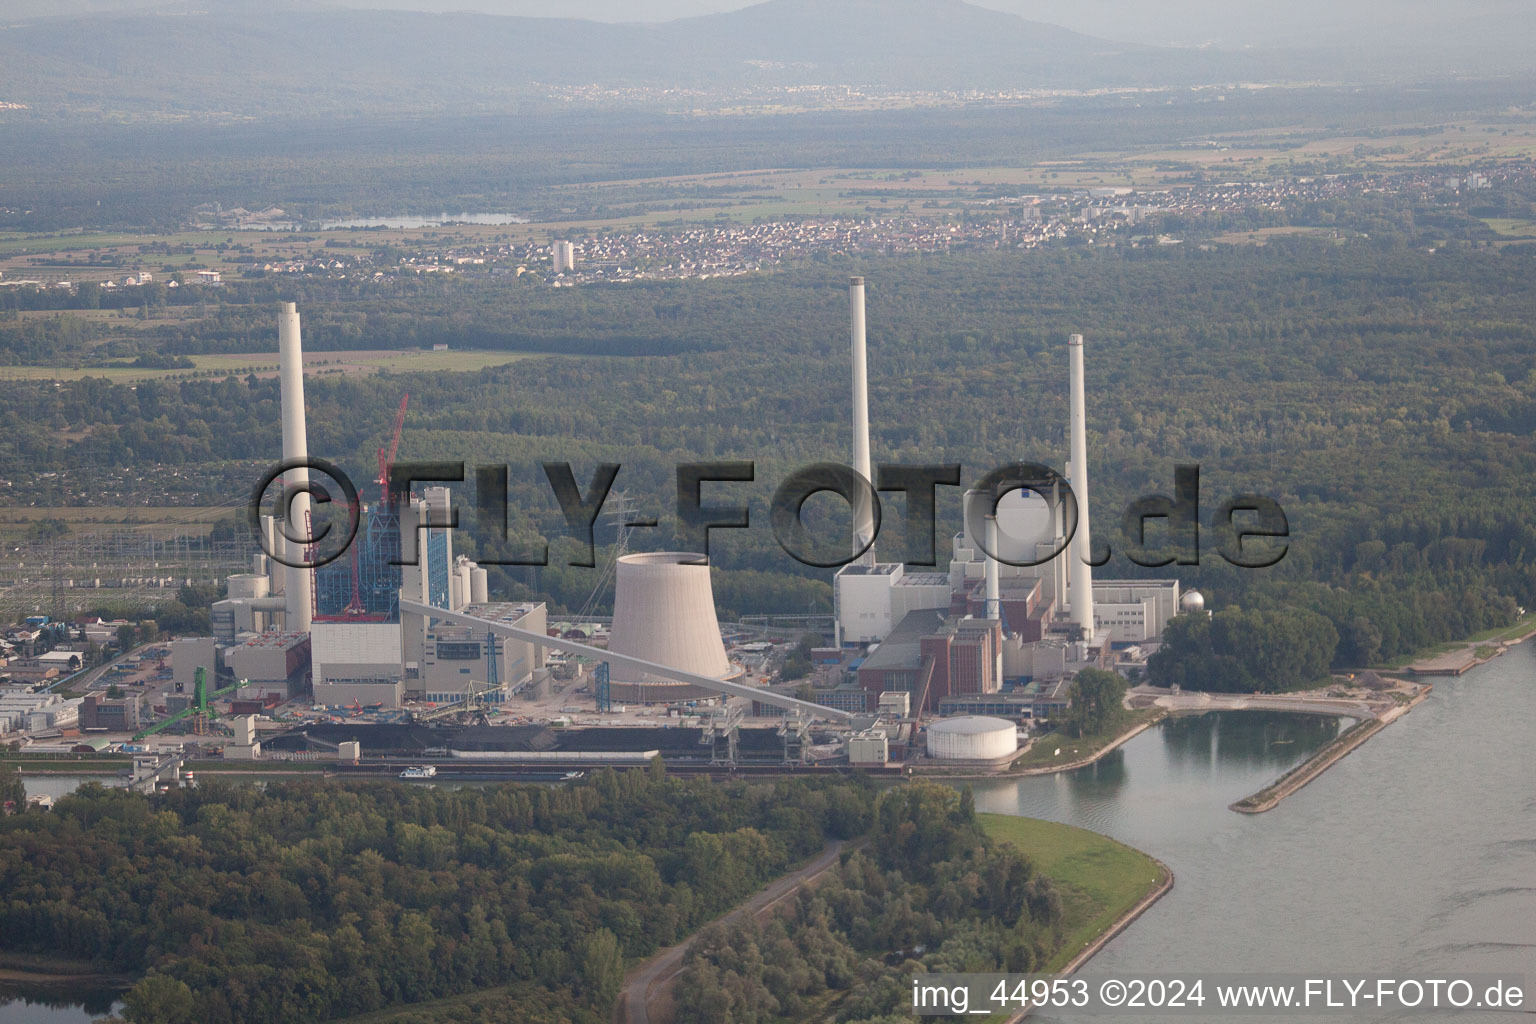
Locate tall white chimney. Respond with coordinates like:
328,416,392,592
278,302,313,632
984,514,1001,621
1068,333,1094,642
849,277,875,564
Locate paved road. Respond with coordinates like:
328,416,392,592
615,839,854,1024
1134,686,1378,720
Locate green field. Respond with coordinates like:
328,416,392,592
1481,217,1536,238
0,348,564,383
979,813,1165,972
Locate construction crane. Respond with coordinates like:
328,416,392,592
377,393,410,505
133,667,243,740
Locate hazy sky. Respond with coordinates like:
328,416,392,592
322,0,1529,48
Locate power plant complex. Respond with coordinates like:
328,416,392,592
169,283,1187,773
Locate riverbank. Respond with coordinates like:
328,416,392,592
1376,610,1536,675
978,815,1172,1023
0,953,134,988
1229,684,1433,813
989,709,1167,779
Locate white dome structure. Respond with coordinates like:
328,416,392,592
926,716,1018,761
1179,590,1206,614
607,552,743,702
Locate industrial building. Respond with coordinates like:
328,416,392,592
225,632,311,700
0,688,79,735
829,311,1180,724
855,609,1003,714
417,601,546,704
171,637,217,693
137,287,1191,775
80,691,142,731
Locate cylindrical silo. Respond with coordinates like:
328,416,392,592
470,567,489,604
607,552,742,703
925,716,1017,760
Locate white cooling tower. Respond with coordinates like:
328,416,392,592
607,552,742,702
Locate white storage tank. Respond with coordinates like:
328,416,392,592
470,567,489,604
926,715,1017,760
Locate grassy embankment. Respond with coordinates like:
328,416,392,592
1371,609,1536,671
1009,708,1163,772
979,814,1166,973
0,753,130,772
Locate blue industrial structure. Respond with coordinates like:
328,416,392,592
314,504,402,622
595,661,611,712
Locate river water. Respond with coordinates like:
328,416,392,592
971,642,1536,1022
7,649,1531,1022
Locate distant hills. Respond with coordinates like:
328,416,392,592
0,0,1526,120
0,0,1246,118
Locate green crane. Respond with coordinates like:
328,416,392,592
133,666,244,740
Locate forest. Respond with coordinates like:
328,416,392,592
671,784,1062,1024
5,231,1536,658
0,775,1080,1024
0,768,874,1024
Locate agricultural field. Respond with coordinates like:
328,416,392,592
0,505,235,541
0,348,556,383
1480,217,1536,239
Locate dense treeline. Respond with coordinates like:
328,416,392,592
673,784,1062,1023
0,769,874,1024
1148,609,1339,692
1060,669,1129,736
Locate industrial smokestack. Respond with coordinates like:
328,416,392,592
1068,334,1094,642
278,302,313,632
849,277,875,564
984,514,1001,621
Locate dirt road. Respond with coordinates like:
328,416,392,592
614,838,854,1024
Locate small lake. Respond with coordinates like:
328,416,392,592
0,986,122,1024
